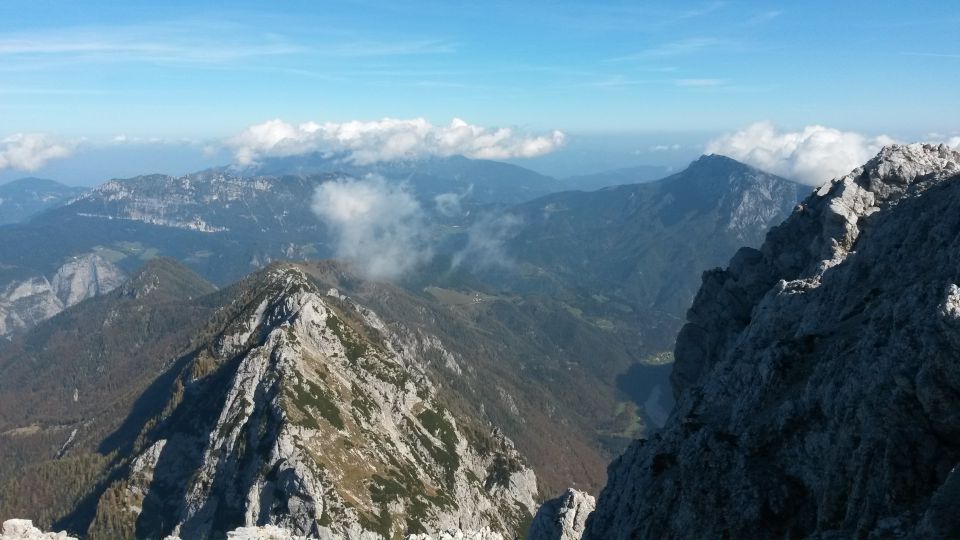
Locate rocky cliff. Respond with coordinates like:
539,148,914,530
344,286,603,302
584,144,960,538
0,253,125,337
527,489,595,540
86,266,538,539
0,520,76,540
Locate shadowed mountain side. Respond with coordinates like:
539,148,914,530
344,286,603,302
585,145,960,539
0,258,217,531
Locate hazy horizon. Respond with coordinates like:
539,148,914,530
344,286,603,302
2,1,959,187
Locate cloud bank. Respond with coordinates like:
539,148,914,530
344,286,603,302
228,117,566,166
706,122,895,186
0,133,74,171
311,176,432,281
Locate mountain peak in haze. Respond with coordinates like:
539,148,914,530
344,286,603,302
0,178,85,225
505,155,803,318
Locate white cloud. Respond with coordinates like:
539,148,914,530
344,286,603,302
648,144,681,152
311,175,431,281
226,117,566,166
705,122,895,186
0,133,74,171
452,213,523,270
434,186,473,217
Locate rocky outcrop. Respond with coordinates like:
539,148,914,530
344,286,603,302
405,527,504,540
0,253,125,337
49,254,126,307
0,277,63,337
88,266,538,539
527,489,595,540
2,520,507,540
586,144,960,539
0,520,76,540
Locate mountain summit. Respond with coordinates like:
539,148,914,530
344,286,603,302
584,144,960,539
505,154,804,317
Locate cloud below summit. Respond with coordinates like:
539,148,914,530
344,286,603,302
706,122,895,186
0,133,74,171
311,175,431,281
227,117,565,166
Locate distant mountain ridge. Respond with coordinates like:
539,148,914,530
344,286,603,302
0,178,86,225
561,165,671,192
474,154,805,351
247,153,565,205
507,154,803,301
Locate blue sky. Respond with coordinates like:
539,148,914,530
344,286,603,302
1,1,959,183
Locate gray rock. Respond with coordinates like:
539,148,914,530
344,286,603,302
50,253,126,307
0,253,125,337
0,520,76,540
585,144,960,539
94,266,538,539
527,489,595,540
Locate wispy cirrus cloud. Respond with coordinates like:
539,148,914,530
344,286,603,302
900,51,960,59
0,28,301,65
675,78,725,87
746,10,783,26
0,21,455,68
606,37,727,62
676,2,727,20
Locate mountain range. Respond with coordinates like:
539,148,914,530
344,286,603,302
0,150,825,539
0,178,85,225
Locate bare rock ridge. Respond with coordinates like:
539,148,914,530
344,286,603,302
0,519,76,540
0,519,507,540
584,143,960,538
526,489,595,540
84,266,537,539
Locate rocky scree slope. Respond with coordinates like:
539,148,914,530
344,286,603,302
84,266,538,539
584,144,960,539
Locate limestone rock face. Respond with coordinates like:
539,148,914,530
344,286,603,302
0,520,76,540
586,144,960,539
0,253,125,337
527,489,595,540
405,527,505,540
50,253,126,307
0,277,62,337
88,266,538,540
